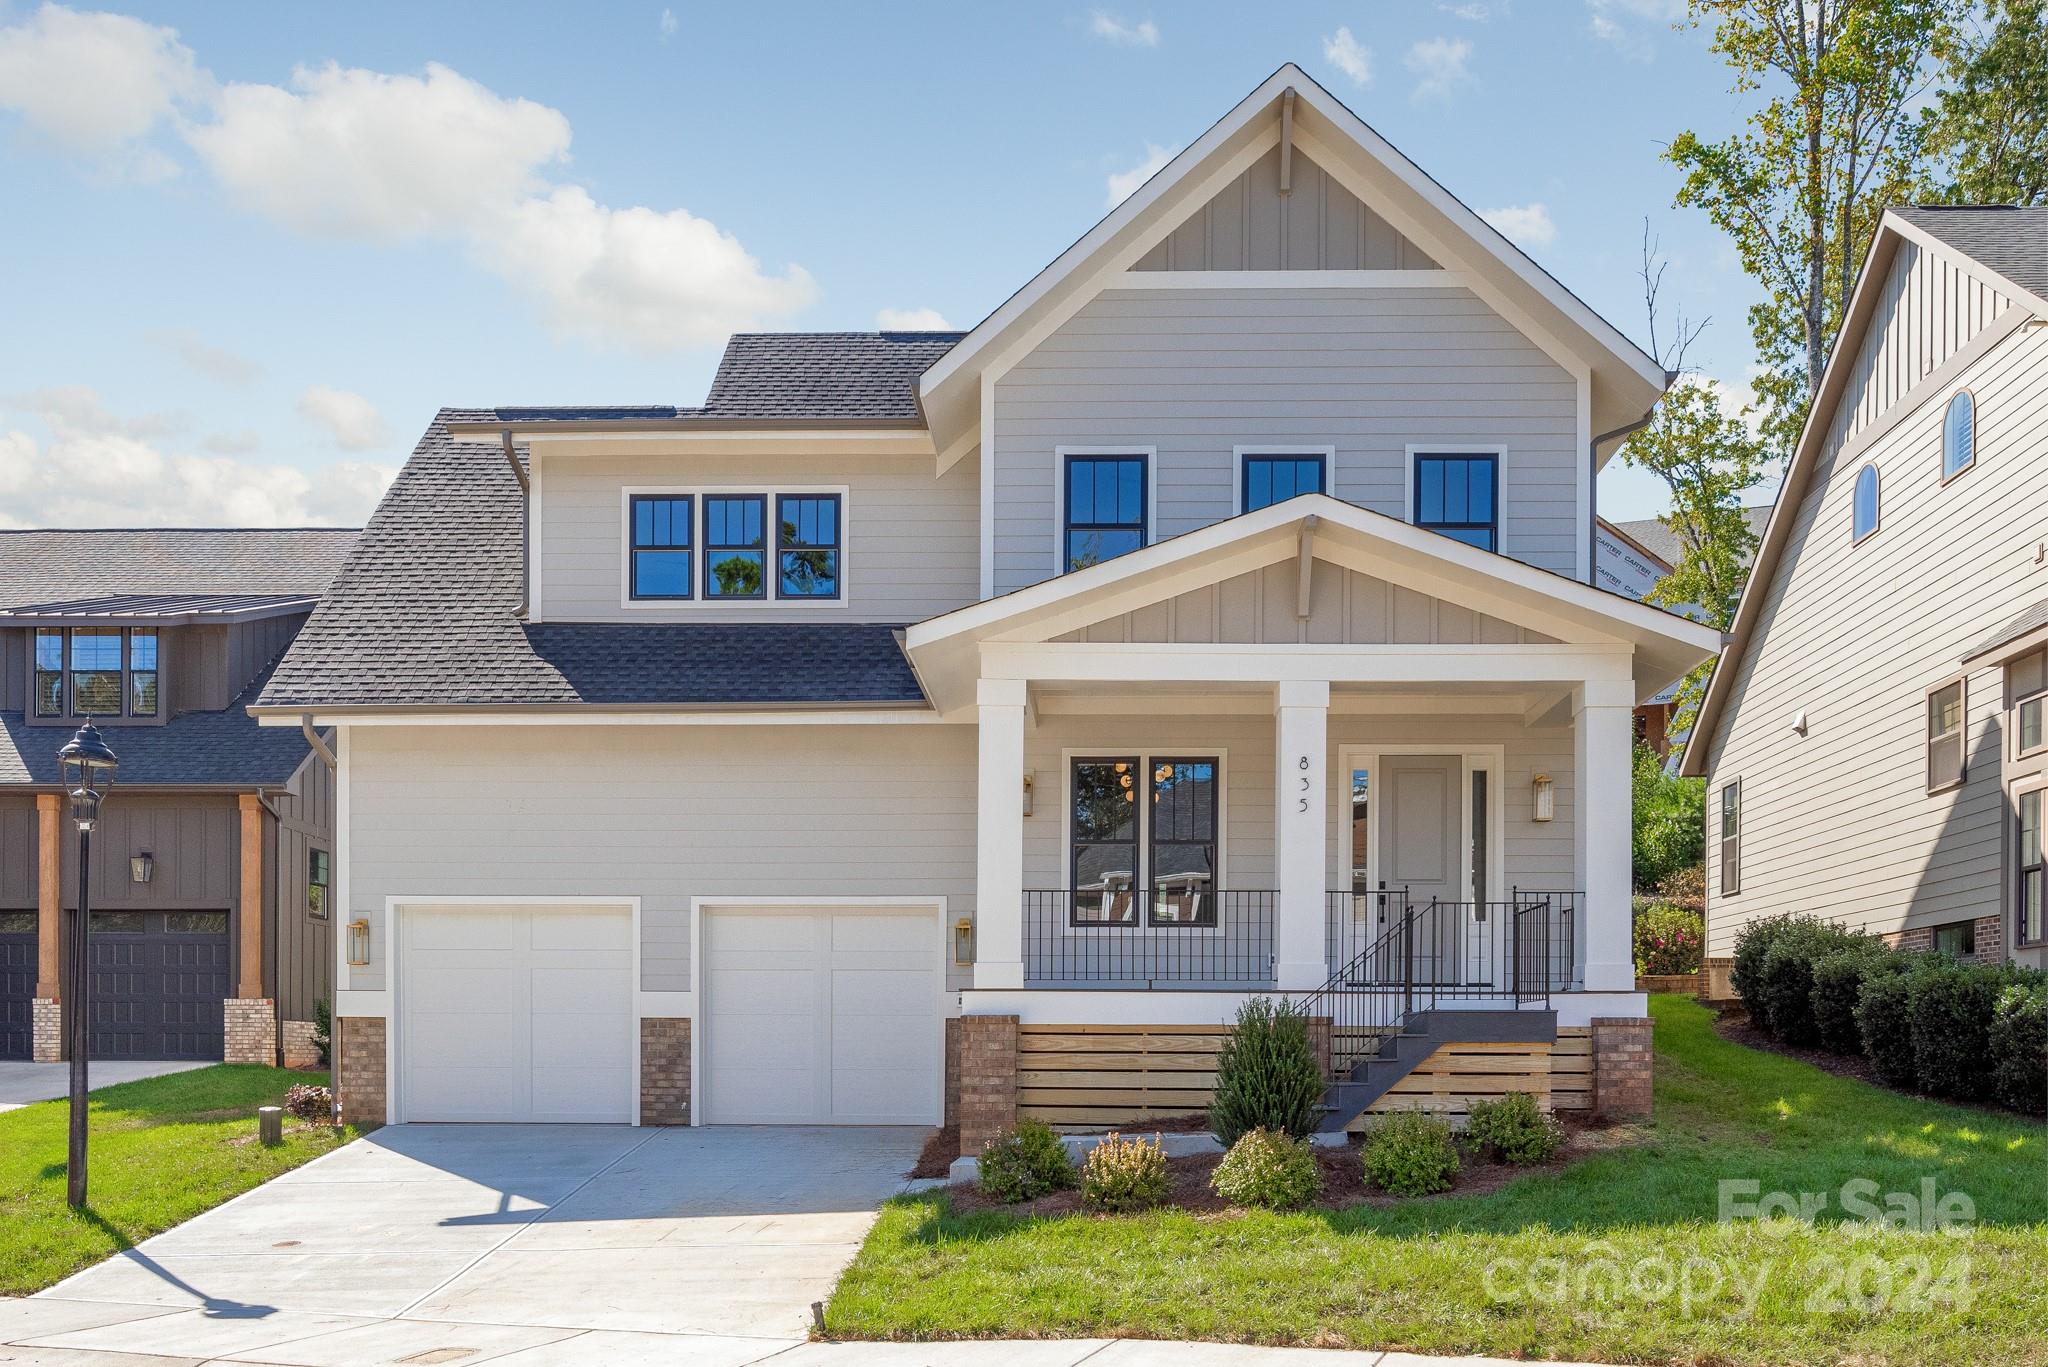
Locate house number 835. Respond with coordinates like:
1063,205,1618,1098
1297,755,1310,812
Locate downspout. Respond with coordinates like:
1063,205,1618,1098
252,788,285,1069
502,430,530,618
300,716,336,770
1588,400,1663,585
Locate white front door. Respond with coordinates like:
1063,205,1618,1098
397,903,634,1123
701,906,942,1125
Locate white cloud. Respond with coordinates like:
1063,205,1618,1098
149,329,260,386
0,389,391,528
1105,142,1176,208
658,8,678,38
1087,11,1159,47
1480,202,1556,248
296,385,392,452
1585,0,1684,60
1321,26,1373,85
0,4,205,170
876,307,953,330
1439,0,1507,18
1406,37,1474,101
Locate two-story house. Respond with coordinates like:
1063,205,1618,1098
255,67,1718,1145
1683,206,2048,972
2,527,355,1066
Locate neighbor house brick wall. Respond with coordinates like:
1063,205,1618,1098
1591,1016,1653,1120
223,998,276,1065
336,1016,386,1127
957,1013,1018,1157
281,1019,322,1070
943,1017,962,1129
31,999,60,1062
640,1017,690,1125
1700,958,1735,1002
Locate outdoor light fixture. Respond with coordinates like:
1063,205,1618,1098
58,721,118,833
1021,772,1035,817
1531,773,1555,822
130,852,154,884
953,916,976,965
346,918,371,967
57,720,117,1210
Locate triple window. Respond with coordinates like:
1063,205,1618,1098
33,627,158,719
1413,452,1498,551
629,491,843,602
1069,755,1220,927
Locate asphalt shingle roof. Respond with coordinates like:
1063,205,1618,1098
1965,599,2048,663
1614,507,1773,570
0,528,357,611
257,410,927,709
1893,206,2048,302
1,668,314,786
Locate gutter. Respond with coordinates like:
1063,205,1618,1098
503,432,529,619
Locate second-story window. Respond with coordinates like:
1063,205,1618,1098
1241,453,1326,512
1413,452,1497,551
704,494,767,599
34,627,157,720
33,628,61,716
70,628,123,714
129,629,158,716
1065,454,1147,571
777,494,842,599
1927,678,1966,792
629,495,694,599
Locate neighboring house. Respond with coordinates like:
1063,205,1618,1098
255,66,1718,1141
1683,205,2048,972
0,528,355,1064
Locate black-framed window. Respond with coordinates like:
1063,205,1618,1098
1933,919,1976,958
69,628,122,715
128,629,158,717
629,494,693,599
1719,779,1741,897
1927,679,1965,792
704,494,767,599
308,848,331,920
1064,454,1147,571
1148,758,1218,926
1413,452,1497,550
777,494,842,598
1242,453,1326,512
1071,757,1140,924
33,628,61,717
2019,787,2044,947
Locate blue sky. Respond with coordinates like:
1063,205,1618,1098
0,1,1774,529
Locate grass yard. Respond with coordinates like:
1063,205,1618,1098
830,996,2048,1366
0,1065,358,1295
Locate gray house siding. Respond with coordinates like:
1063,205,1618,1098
270,748,335,1023
990,286,1581,595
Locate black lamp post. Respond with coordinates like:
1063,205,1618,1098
57,720,117,1210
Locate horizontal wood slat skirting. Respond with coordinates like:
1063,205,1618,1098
1350,1040,1552,1130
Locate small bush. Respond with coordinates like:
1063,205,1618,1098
1209,995,1325,1146
1210,1127,1321,1209
977,1119,1076,1203
1081,1132,1168,1212
1633,902,1705,976
1464,1091,1565,1164
1988,982,2048,1116
1810,946,1894,1054
1912,960,2010,1100
1361,1112,1460,1196
1730,913,1798,1022
1755,918,1862,1043
1856,962,1923,1089
283,1083,332,1122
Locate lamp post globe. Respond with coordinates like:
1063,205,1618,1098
57,720,117,1209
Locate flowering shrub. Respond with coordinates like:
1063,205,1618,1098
1210,1127,1320,1209
1632,902,1704,976
1081,1132,1168,1212
284,1083,332,1122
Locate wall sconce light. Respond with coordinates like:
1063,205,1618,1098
129,852,154,884
346,918,371,967
1021,772,1035,817
1531,774,1555,822
953,916,976,965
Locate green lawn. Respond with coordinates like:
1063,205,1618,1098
829,996,2048,1366
0,1065,358,1295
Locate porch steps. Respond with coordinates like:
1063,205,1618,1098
1314,1008,1557,1134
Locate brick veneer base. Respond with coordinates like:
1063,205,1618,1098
1591,1016,1654,1120
336,1016,387,1127
957,1014,1018,1157
281,1019,323,1070
1700,958,1735,1002
639,1017,691,1124
31,998,61,1062
223,998,276,1065
1882,914,2006,964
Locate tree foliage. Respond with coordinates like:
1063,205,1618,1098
1920,0,2048,204
1632,741,1706,892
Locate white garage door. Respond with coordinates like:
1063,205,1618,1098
702,907,942,1125
398,903,633,1123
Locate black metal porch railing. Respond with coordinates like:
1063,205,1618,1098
1023,889,1276,989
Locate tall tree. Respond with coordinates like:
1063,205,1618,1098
1667,0,1958,460
1921,0,2048,204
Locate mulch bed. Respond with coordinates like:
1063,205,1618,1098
909,1125,960,1179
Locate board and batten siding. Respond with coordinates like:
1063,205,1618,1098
990,286,1581,595
0,795,35,909
344,723,978,995
1840,239,2014,438
1703,318,2048,953
534,452,979,623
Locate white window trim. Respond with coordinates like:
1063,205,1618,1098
1053,446,1158,577
2014,776,2048,949
1720,778,1742,898
1402,443,1510,551
1232,444,1336,516
1060,746,1229,939
618,484,852,611
2012,650,2046,761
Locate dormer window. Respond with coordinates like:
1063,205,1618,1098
623,487,849,607
704,495,768,600
32,626,160,719
777,494,842,598
629,495,694,600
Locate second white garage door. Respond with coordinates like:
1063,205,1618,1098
701,906,942,1125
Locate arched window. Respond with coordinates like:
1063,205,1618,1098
1853,463,1881,543
1942,390,1975,480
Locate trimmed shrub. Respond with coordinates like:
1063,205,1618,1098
1856,962,1923,1089
283,1083,332,1122
1464,1091,1565,1164
1988,982,2048,1116
1756,919,1863,1043
1633,902,1705,976
1810,946,1896,1055
1081,1132,1168,1212
1361,1112,1460,1196
1730,913,1798,1023
1210,1127,1321,1209
1209,995,1325,1146
1912,960,2009,1100
977,1119,1076,1203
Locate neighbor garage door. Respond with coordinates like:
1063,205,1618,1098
0,912,34,1061
702,906,941,1125
397,903,632,1123
91,911,229,1060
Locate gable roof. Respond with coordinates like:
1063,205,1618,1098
1612,507,1773,569
0,528,356,611
1680,206,2048,776
1892,206,2048,303
919,63,1669,463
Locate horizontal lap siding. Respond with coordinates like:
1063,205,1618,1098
993,288,1580,595
1704,312,2047,952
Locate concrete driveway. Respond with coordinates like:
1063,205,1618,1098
0,1060,210,1112
5,1122,927,1365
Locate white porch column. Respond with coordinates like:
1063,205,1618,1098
975,677,1028,990
1273,680,1330,992
1574,678,1637,992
